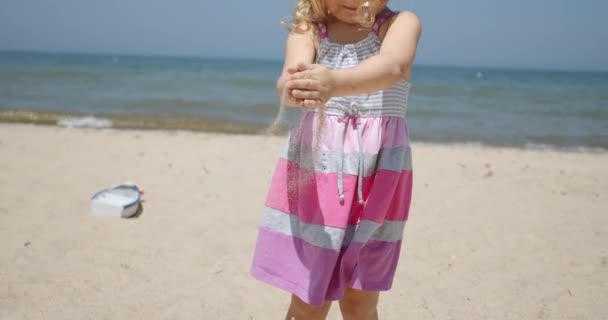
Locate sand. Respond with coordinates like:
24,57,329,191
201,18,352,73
0,123,606,319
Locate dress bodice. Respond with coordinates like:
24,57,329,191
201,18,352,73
313,9,411,118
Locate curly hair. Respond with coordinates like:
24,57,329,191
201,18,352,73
284,0,385,33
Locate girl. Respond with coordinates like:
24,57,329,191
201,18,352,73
251,1,421,319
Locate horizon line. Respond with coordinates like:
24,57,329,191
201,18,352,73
1,47,607,74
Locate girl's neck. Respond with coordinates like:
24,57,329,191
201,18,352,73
325,16,374,44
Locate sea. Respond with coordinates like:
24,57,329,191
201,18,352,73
1,50,607,151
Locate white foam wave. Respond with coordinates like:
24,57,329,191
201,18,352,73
57,116,113,129
524,143,607,154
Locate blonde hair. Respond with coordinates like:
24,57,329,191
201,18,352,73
284,0,385,33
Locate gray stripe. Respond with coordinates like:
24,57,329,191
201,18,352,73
260,206,350,250
260,206,406,250
318,34,385,64
281,143,412,176
365,97,410,104
352,92,410,103
324,99,408,112
368,91,410,98
353,220,406,243
352,101,408,108
313,89,411,112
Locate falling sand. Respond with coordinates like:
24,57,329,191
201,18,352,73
261,86,329,197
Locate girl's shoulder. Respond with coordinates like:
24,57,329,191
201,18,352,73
286,21,321,50
391,10,422,26
377,10,422,41
286,20,323,51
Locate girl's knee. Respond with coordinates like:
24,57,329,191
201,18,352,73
339,288,379,320
287,295,331,320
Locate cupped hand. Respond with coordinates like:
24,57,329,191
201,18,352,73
286,63,336,108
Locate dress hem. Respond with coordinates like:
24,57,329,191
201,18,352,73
250,265,394,307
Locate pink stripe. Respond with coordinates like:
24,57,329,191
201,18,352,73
291,113,410,153
264,159,412,228
340,240,402,293
251,228,402,307
365,169,413,222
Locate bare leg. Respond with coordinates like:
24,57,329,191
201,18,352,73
284,294,332,320
338,288,380,320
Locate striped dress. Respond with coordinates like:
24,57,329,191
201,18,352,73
251,9,413,307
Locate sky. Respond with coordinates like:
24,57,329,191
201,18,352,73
0,0,606,71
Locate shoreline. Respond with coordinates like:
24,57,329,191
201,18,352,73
0,108,275,136
2,109,607,153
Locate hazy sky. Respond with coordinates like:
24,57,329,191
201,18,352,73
0,0,606,71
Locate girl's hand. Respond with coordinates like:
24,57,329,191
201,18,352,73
286,63,336,108
278,68,301,108
277,63,316,107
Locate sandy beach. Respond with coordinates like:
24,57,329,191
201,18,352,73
0,123,606,319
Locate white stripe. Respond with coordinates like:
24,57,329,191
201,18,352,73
259,206,407,250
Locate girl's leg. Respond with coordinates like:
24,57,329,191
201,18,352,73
338,288,380,320
284,294,332,320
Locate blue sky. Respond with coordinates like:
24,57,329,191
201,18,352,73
0,0,606,71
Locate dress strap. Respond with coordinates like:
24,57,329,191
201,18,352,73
372,8,398,36
317,22,328,39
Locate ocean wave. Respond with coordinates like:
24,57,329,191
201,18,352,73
412,84,463,97
224,78,275,89
0,108,273,135
125,98,212,109
523,143,608,153
5,69,106,81
57,116,112,129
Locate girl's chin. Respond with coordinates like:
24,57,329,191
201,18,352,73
332,12,358,23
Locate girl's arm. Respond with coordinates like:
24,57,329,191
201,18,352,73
332,11,422,95
288,12,422,107
276,24,317,106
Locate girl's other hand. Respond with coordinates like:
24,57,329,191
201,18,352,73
286,63,336,108
278,65,307,107
278,66,303,107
